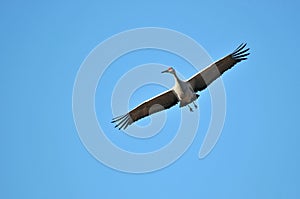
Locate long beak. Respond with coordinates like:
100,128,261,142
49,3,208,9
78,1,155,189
161,69,169,73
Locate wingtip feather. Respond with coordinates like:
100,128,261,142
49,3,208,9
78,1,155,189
232,43,250,62
112,113,133,130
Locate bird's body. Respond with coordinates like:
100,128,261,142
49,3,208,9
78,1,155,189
112,43,250,130
171,70,199,108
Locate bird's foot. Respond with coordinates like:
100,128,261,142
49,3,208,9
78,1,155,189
187,105,194,112
193,102,198,109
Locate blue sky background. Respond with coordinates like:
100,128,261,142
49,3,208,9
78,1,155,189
1,0,300,198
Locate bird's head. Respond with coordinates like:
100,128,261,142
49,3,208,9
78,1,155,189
161,67,175,74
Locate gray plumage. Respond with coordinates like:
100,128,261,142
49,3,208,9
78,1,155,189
112,43,250,130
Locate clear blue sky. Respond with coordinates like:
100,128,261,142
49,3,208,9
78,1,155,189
1,0,300,198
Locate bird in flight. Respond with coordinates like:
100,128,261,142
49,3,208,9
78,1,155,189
112,43,250,130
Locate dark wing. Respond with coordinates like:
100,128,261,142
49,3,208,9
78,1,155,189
188,43,250,92
112,90,178,130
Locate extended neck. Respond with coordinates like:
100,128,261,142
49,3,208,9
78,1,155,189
172,71,181,84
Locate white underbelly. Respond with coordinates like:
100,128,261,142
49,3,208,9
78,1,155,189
179,91,194,102
173,80,196,107
174,87,195,105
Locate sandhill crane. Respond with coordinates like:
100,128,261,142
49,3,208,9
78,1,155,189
112,43,250,130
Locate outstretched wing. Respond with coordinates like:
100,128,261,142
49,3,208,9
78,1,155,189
188,43,250,92
112,90,178,130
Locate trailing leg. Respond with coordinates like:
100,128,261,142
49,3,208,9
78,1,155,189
187,104,193,112
193,101,198,109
